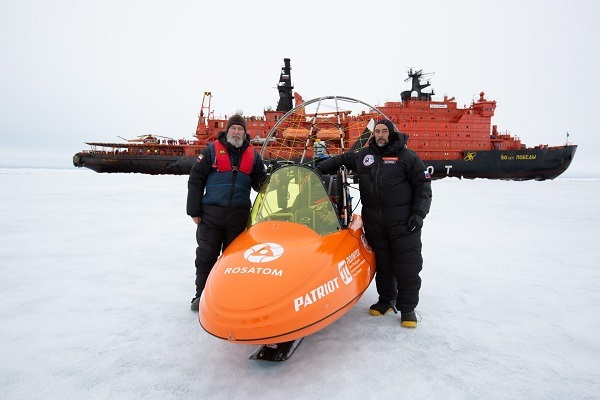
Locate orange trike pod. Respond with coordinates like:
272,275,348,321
199,165,375,345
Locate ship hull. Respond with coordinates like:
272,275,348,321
425,145,577,181
74,145,577,181
73,152,196,175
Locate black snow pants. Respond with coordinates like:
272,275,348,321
194,204,250,297
362,207,423,313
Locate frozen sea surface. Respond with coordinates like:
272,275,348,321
1,168,599,400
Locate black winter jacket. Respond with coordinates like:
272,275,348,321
319,131,432,221
186,132,266,217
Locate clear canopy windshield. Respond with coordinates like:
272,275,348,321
249,165,341,235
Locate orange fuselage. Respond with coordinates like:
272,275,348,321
199,215,375,345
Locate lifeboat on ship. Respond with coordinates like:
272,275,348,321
199,164,375,345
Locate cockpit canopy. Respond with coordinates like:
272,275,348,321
249,165,342,236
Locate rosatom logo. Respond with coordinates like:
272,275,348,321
244,243,284,263
338,260,353,284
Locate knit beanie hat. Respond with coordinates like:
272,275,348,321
375,119,398,143
226,114,247,133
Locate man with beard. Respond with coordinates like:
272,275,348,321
187,114,266,311
317,119,432,328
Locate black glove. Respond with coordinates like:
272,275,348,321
407,214,423,232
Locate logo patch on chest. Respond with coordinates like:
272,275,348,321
363,155,375,166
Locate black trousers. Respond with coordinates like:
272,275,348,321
362,208,423,313
194,204,250,297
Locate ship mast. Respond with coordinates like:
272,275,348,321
401,69,434,101
195,91,213,137
276,58,294,112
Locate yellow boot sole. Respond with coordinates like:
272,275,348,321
401,320,417,328
369,307,392,316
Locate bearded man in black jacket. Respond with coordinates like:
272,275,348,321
186,114,266,311
318,119,432,328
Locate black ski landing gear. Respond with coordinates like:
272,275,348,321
249,338,304,362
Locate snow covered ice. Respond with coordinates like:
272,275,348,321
1,167,599,400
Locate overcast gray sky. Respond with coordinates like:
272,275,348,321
1,0,598,176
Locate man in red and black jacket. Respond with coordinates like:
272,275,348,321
187,114,266,311
318,119,432,328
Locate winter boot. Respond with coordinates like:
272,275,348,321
190,296,200,311
401,310,417,328
369,299,398,316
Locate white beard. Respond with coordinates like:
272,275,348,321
227,136,243,148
